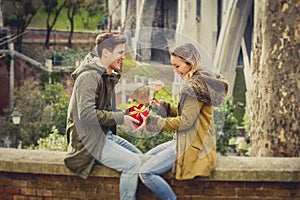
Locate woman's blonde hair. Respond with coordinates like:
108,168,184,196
169,43,201,79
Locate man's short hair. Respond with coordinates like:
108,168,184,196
95,33,126,57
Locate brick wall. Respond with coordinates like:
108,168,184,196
1,172,299,200
0,148,300,200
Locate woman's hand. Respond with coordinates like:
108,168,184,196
150,97,160,106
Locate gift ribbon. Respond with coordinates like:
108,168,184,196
129,105,148,115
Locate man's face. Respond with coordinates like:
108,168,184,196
107,44,125,72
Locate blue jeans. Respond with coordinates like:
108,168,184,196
139,140,177,200
98,131,142,200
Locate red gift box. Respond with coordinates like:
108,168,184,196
128,104,149,126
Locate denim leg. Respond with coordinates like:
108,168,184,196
145,140,175,155
139,140,177,200
99,134,141,200
107,131,142,154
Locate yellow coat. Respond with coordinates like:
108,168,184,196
147,68,228,180
157,95,216,180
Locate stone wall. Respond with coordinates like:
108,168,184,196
0,148,300,200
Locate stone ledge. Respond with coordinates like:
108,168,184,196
0,148,299,182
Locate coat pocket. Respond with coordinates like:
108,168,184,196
191,145,206,159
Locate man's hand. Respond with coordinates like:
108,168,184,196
123,115,140,130
133,114,147,132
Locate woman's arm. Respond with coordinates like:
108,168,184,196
146,95,204,132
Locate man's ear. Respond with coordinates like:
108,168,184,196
103,48,110,57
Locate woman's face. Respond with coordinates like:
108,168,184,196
170,55,191,78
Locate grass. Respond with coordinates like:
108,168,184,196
29,1,102,31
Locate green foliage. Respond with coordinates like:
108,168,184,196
242,103,251,133
13,79,48,147
43,48,89,66
43,82,69,135
3,0,41,27
232,68,246,125
30,126,67,151
121,55,137,73
0,79,69,148
117,125,174,153
215,98,240,155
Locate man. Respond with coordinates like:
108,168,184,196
64,33,142,200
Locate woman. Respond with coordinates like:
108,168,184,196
136,43,229,199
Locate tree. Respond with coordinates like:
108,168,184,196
250,0,300,156
80,0,105,29
43,0,67,49
3,0,42,51
107,0,121,32
66,0,84,48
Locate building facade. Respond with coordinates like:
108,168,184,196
110,0,254,99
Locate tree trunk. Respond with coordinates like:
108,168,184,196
45,28,51,49
250,0,300,157
68,19,74,48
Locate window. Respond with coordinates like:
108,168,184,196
197,0,201,19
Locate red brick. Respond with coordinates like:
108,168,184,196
173,186,185,195
5,187,20,194
103,184,119,193
101,177,119,184
69,191,86,199
21,188,36,196
295,189,300,197
41,181,61,190
28,197,43,200
0,187,4,193
254,189,274,197
237,188,255,197
253,182,278,189
226,181,245,188
273,189,291,197
245,182,264,189
202,187,216,196
12,180,27,187
101,193,120,200
61,199,77,200
12,195,27,200
0,195,13,200
52,190,69,198
0,176,12,186
218,187,237,196
36,189,52,197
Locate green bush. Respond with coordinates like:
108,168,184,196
31,126,67,151
0,79,69,149
117,125,174,153
215,98,240,155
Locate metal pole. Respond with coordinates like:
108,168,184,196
54,29,56,65
0,0,3,28
46,59,52,84
9,42,14,109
